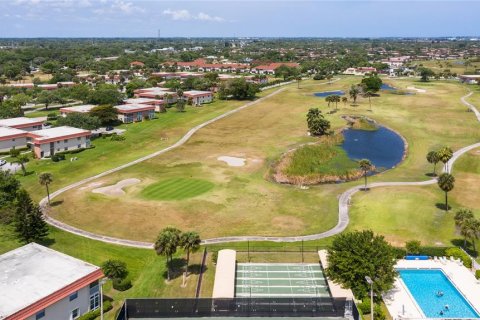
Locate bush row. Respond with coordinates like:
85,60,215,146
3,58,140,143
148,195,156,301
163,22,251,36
78,300,112,320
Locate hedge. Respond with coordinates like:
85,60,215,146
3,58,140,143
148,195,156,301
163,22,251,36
77,300,112,320
112,278,132,291
476,270,480,280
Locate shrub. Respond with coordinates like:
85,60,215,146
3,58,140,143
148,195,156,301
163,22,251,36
112,278,132,291
51,154,65,162
445,248,472,268
47,112,57,120
313,74,325,80
212,251,218,264
405,240,421,255
110,134,126,141
78,300,112,320
102,259,128,280
475,270,480,280
357,298,371,314
374,305,386,320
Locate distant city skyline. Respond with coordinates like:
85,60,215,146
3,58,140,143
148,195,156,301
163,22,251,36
0,0,479,38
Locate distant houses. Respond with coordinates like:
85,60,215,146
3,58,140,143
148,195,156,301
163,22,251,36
115,104,155,123
6,81,76,91
343,67,377,76
458,75,480,84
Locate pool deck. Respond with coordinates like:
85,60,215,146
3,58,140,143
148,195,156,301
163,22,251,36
384,259,480,320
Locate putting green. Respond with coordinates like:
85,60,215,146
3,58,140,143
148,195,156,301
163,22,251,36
140,178,214,200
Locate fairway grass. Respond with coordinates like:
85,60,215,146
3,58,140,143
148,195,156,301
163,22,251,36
141,178,214,200
46,78,480,244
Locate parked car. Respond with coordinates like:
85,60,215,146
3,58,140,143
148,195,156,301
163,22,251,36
106,126,114,131
0,160,6,166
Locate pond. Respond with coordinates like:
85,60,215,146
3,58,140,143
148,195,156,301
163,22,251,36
381,83,396,90
341,126,405,171
314,90,345,97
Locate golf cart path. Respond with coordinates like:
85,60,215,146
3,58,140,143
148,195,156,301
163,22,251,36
41,87,479,249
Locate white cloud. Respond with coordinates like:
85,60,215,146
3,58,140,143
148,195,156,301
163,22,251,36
163,9,225,22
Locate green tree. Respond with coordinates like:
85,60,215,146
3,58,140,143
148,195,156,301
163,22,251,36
101,259,129,280
218,78,259,100
326,230,397,298
438,146,453,172
437,173,455,212
36,90,56,110
306,108,331,136
426,150,441,175
361,74,383,92
88,84,124,105
418,67,434,82
57,113,101,130
359,159,373,190
331,94,341,111
154,227,181,281
325,95,333,110
39,173,53,205
363,91,374,111
405,240,421,255
342,96,348,108
13,154,29,176
180,231,201,278
89,105,118,125
454,209,474,247
13,189,49,243
0,171,21,224
274,65,299,80
125,79,147,98
460,218,480,252
349,85,360,105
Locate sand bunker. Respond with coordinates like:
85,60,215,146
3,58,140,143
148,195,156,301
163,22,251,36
217,156,246,167
407,86,427,93
79,182,104,190
92,178,140,196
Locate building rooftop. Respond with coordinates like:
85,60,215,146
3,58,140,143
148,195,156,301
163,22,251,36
125,98,163,104
0,117,44,127
115,104,156,112
60,104,97,113
0,126,28,138
31,126,90,141
184,90,212,96
0,243,101,318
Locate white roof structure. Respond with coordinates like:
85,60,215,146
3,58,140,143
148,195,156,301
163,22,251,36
0,117,44,127
124,98,163,104
137,87,176,95
115,104,155,112
60,104,97,113
31,126,90,141
0,243,101,318
0,126,27,138
212,249,236,298
183,90,212,96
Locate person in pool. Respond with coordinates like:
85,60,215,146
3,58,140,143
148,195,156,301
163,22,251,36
436,291,444,297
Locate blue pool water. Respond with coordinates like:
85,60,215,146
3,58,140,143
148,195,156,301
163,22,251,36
381,83,396,90
314,90,345,97
341,126,405,170
399,269,480,319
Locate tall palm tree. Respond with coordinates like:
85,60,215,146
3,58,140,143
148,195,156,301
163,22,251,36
461,218,480,252
426,151,440,176
359,159,373,190
349,85,360,105
454,209,474,247
325,95,332,110
154,227,181,281
363,91,374,111
296,76,302,89
180,231,201,278
39,173,53,205
331,95,341,111
437,173,455,212
14,154,29,176
341,96,348,108
438,146,453,172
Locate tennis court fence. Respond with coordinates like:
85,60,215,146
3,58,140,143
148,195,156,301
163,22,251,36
116,297,358,319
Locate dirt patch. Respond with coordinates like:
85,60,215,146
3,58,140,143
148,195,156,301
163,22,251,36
217,156,246,167
271,216,305,232
92,178,140,196
407,86,427,93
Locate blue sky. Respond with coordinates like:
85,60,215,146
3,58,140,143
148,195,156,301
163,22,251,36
0,0,479,38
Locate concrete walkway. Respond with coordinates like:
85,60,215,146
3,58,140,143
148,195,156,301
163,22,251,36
40,88,480,249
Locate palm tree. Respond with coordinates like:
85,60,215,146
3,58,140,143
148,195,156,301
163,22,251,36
438,146,453,172
326,74,333,84
426,151,440,176
325,96,333,110
296,76,302,89
454,209,474,247
14,154,29,176
461,218,480,252
359,159,373,190
349,85,360,105
363,91,374,111
342,96,348,108
437,173,455,212
180,231,201,280
154,227,181,281
39,173,53,205
331,95,341,111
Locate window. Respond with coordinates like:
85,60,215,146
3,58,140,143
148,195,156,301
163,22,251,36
36,310,45,319
64,147,68,151
77,137,81,141
64,139,68,143
12,138,15,142
89,292,100,310
69,291,78,301
71,308,79,320
57,141,60,144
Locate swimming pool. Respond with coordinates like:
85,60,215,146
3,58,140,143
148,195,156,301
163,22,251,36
398,269,480,319
314,90,345,97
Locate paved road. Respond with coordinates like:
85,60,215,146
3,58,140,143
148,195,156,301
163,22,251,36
40,88,480,249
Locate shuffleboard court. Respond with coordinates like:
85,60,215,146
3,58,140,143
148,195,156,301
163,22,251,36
235,263,330,298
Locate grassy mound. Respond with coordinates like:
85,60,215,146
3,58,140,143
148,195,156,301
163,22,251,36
274,135,361,184
141,178,214,200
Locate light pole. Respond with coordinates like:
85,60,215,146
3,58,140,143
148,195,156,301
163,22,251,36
99,278,107,320
365,276,374,320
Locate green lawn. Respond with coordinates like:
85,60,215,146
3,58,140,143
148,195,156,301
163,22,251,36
141,178,215,200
